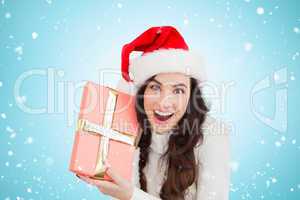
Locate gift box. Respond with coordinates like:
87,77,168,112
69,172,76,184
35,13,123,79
69,81,140,182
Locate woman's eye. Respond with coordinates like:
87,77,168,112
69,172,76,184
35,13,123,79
174,88,185,94
150,84,160,91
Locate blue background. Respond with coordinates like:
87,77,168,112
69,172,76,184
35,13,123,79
0,0,299,199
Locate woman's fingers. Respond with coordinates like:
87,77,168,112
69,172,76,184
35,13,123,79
105,167,127,186
105,167,133,199
77,175,116,194
76,173,133,200
76,168,127,187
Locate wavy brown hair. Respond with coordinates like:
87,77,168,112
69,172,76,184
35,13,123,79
135,75,209,200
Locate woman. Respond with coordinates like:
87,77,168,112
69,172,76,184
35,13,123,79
78,26,231,200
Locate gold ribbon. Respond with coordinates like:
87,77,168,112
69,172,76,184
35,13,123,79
76,89,136,179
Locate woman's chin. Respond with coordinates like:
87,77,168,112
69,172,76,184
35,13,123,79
148,115,177,133
151,123,174,134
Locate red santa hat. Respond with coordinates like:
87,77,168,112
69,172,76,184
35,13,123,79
118,26,206,94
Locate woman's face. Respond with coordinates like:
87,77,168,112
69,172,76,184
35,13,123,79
143,72,191,134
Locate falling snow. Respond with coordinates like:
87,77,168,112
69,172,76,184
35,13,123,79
275,141,282,147
244,42,253,51
7,150,14,156
1,113,6,119
256,7,264,15
183,19,189,25
0,1,299,200
4,12,11,19
6,126,14,133
230,161,240,172
293,27,300,34
117,3,123,8
32,32,39,39
16,95,27,103
15,46,23,55
292,52,299,60
27,188,32,193
25,136,34,144
271,177,277,183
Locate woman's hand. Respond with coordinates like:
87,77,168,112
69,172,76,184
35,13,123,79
77,164,134,200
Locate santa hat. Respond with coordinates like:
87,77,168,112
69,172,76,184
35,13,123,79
117,26,207,94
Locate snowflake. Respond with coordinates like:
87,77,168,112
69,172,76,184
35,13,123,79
293,27,300,34
292,52,299,60
5,12,11,19
10,132,16,139
27,187,32,193
8,150,14,156
275,141,281,147
25,136,34,144
290,75,295,80
266,180,270,188
16,95,27,103
16,163,22,168
184,19,189,25
1,113,6,119
244,42,253,52
15,46,23,55
256,7,264,15
230,161,240,172
117,3,122,8
32,32,39,39
271,177,277,183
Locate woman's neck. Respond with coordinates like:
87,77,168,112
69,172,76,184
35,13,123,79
151,129,173,135
149,129,173,154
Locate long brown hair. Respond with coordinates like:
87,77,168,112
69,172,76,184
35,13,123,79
135,75,209,200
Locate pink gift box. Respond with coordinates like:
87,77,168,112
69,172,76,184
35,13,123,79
69,81,140,182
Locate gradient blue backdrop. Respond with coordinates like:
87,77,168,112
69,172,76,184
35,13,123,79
0,0,299,199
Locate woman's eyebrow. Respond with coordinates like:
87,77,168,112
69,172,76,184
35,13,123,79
152,78,187,88
173,83,187,88
152,78,162,85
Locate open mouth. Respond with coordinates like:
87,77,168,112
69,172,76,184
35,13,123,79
153,110,174,122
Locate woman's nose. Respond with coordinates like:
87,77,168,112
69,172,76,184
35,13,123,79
158,92,173,110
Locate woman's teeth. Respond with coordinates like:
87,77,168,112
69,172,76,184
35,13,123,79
154,110,174,121
155,110,173,116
